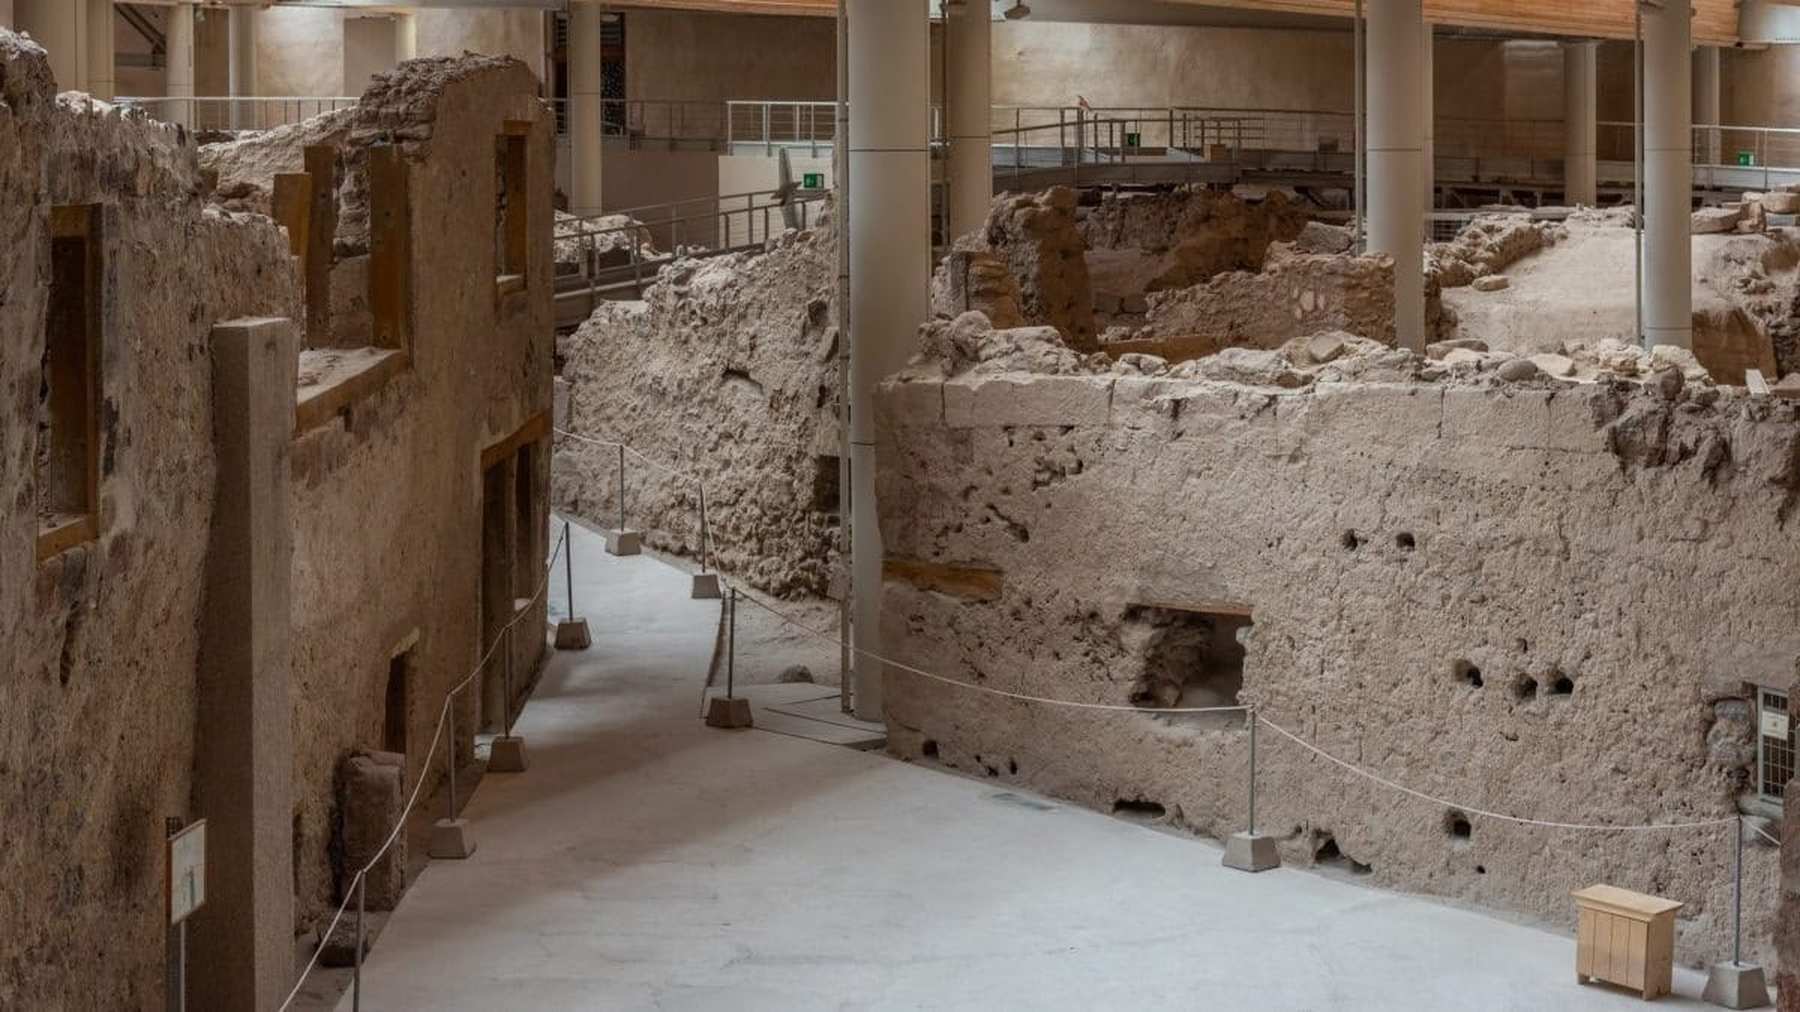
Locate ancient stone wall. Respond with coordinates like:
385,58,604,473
555,216,843,597
274,56,556,935
874,319,1796,967
0,33,301,1009
1078,187,1306,295
0,43,553,1006
1131,245,1397,351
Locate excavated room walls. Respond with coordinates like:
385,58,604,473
875,364,1798,968
0,33,300,1010
278,56,556,933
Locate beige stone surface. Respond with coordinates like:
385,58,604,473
874,315,1797,970
555,211,843,598
1132,244,1398,348
1781,787,1798,1011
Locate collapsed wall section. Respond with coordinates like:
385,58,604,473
555,214,842,598
874,318,1799,968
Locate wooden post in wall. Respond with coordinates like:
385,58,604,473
270,173,311,259
368,145,412,353
192,317,297,1011
301,146,337,344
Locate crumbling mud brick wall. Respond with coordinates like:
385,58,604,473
263,56,557,938
1128,244,1397,354
944,187,1098,352
1078,187,1306,305
0,33,300,1010
555,213,843,597
874,318,1798,968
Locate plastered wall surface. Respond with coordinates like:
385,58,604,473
624,9,837,105
874,329,1798,968
256,9,545,98
0,41,553,1005
0,31,300,1009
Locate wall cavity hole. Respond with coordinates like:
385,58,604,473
1340,530,1362,551
1112,799,1167,823
1312,832,1374,876
1007,758,1018,775
1514,675,1539,701
1444,811,1473,847
1396,532,1416,550
920,739,938,759
1549,674,1574,696
1475,865,1487,875
1453,660,1483,689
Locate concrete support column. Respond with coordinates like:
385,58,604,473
165,1,195,129
1693,44,1721,165
848,0,929,721
1563,41,1598,207
945,0,992,239
395,12,419,63
1421,21,1434,213
228,5,257,129
84,0,111,100
569,1,605,215
193,317,296,1012
14,0,88,92
1366,0,1425,350
1644,1,1693,350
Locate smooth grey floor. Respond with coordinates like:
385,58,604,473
339,518,1717,1011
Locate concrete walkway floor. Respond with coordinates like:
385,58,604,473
338,518,1721,1011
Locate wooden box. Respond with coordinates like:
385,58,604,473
1572,885,1683,1000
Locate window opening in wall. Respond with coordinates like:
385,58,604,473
37,204,103,561
811,454,841,514
1124,605,1252,711
495,124,530,293
1758,687,1793,803
384,649,411,756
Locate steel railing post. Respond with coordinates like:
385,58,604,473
617,444,627,532
445,705,458,821
1248,707,1259,836
564,519,576,617
352,874,365,1011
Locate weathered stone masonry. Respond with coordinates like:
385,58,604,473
875,345,1799,967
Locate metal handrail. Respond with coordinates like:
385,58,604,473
115,94,358,132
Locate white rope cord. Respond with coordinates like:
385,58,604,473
277,529,568,1011
555,427,723,564
1750,821,1782,847
732,589,1249,716
1255,714,1737,833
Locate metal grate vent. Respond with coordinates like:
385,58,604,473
1760,687,1793,801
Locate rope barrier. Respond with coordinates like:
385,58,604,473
1254,714,1736,833
731,590,1250,715
277,528,569,1012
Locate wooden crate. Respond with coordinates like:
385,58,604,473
1572,885,1683,1000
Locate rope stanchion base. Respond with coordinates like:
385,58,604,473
489,736,529,773
691,572,722,599
1701,962,1770,1009
1223,832,1281,873
704,695,754,729
428,819,476,860
554,618,593,650
605,529,643,556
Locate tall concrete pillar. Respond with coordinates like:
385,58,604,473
1644,1,1693,350
848,0,929,721
15,0,88,91
85,0,111,100
1563,41,1598,206
1693,44,1721,165
945,0,992,239
193,317,296,1012
165,1,195,128
395,12,419,63
569,1,604,215
1366,0,1425,349
228,5,257,129
1421,21,1434,213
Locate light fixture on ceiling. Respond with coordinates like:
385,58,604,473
1003,2,1031,19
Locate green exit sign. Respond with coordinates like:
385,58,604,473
803,172,825,189
1738,151,1755,167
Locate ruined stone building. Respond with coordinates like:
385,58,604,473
6,1,1800,1010
1,34,551,1010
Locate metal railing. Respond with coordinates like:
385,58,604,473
1599,121,1800,189
554,186,831,318
115,95,357,132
